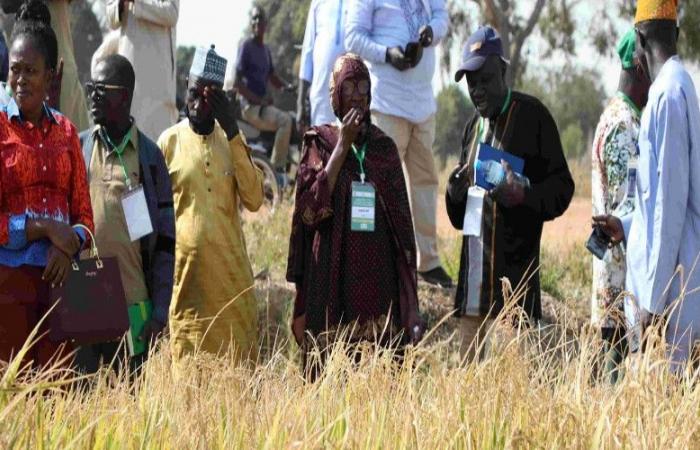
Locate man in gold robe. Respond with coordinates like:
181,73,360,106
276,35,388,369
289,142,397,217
157,46,264,361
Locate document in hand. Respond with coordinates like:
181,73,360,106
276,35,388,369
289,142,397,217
474,142,525,191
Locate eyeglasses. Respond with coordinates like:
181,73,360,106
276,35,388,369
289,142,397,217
85,81,127,98
341,79,370,97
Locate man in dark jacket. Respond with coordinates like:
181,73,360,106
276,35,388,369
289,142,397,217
75,54,175,374
446,26,574,342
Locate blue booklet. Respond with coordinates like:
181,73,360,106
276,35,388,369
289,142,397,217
474,142,525,190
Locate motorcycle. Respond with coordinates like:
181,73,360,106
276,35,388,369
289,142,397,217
235,103,302,215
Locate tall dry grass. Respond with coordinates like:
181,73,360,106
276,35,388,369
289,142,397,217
5,158,698,449
2,290,700,448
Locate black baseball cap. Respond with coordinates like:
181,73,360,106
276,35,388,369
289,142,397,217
454,26,509,82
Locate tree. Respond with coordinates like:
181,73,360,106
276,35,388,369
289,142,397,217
434,85,474,165
446,0,700,88
677,0,700,62
587,0,700,63
444,0,576,86
519,66,606,158
560,123,585,159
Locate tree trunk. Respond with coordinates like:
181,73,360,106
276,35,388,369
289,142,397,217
478,0,545,87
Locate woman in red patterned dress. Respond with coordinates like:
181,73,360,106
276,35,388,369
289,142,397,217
0,3,93,369
287,54,424,376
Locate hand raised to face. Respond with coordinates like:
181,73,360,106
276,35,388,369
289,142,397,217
204,85,239,140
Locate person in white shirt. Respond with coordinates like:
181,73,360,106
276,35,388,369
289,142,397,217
297,0,348,132
345,0,452,287
103,0,179,141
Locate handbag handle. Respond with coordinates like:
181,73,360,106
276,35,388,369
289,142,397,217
72,224,101,262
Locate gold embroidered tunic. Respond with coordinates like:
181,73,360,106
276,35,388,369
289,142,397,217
158,120,263,361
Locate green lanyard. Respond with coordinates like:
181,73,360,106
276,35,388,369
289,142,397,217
616,91,641,118
500,88,512,116
351,141,368,183
477,88,512,143
101,127,133,189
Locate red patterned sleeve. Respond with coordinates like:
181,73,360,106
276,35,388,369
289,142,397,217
66,125,94,235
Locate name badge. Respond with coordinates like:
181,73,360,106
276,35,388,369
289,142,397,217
626,156,638,199
351,181,375,232
121,185,154,241
463,186,485,237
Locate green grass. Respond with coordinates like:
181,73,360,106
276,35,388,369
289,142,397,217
540,244,591,302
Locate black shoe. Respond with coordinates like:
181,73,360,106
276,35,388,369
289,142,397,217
418,266,454,288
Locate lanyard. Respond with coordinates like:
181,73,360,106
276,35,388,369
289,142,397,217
616,91,641,118
351,141,367,183
101,127,134,189
500,88,512,116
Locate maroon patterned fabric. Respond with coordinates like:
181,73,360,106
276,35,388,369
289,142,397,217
286,123,420,341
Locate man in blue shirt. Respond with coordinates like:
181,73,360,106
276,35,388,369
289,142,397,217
595,0,700,369
345,0,452,287
234,6,294,186
297,0,347,132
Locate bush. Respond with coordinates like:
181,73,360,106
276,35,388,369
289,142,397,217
434,85,474,168
560,123,585,159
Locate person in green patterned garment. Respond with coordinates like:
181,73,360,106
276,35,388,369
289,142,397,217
590,29,650,383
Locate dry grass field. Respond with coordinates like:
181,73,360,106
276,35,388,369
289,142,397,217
3,155,700,449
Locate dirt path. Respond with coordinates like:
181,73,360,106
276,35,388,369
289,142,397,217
542,197,591,249
437,196,591,249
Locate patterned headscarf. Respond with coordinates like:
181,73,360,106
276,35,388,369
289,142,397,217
635,0,678,24
329,53,371,119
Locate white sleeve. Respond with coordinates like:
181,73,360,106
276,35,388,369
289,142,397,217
131,0,179,27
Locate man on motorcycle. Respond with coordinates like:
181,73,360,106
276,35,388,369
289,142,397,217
234,5,294,187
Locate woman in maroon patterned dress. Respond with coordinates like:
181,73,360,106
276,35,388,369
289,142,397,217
287,54,424,373
0,5,93,369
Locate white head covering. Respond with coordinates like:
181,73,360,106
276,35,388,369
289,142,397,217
190,45,227,86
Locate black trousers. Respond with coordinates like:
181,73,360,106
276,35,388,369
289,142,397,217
74,341,147,377
601,327,628,384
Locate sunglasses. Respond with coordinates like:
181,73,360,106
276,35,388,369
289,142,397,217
85,81,127,98
341,80,370,97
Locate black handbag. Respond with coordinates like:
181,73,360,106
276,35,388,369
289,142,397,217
49,225,129,344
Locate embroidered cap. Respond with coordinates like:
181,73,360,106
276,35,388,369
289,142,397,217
635,0,677,24
189,45,227,86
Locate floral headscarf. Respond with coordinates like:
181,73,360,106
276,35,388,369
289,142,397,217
329,53,371,119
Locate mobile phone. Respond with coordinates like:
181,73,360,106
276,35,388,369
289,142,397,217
586,226,611,260
405,42,420,66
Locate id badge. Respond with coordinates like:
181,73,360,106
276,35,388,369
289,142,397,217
351,182,375,232
463,186,486,237
121,185,153,241
625,157,638,199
